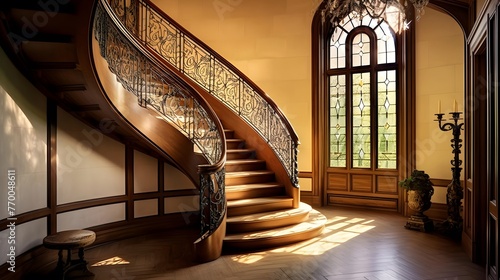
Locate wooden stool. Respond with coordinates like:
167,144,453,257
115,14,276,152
43,229,96,279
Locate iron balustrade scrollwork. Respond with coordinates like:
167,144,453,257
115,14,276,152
105,0,299,187
94,3,222,164
94,1,226,238
199,168,226,235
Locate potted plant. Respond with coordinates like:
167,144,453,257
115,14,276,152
399,170,434,232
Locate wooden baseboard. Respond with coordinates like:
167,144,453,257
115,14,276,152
328,194,398,211
408,203,448,222
300,195,322,208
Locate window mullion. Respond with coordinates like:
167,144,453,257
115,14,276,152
346,72,352,170
371,68,378,171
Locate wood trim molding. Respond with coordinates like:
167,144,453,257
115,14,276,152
311,3,328,207
126,145,134,221
413,202,448,221
0,208,51,230
298,171,313,178
158,160,165,215
56,196,128,214
429,0,473,35
48,100,57,234
430,178,466,187
400,11,417,215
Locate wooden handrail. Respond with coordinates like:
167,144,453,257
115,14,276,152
95,0,226,261
112,0,299,187
144,0,299,143
96,0,226,169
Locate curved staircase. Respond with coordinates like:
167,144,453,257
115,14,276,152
223,129,326,250
0,0,326,259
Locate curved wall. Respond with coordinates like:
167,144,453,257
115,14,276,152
0,44,197,276
0,46,48,265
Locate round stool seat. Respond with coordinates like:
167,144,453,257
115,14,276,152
43,230,96,250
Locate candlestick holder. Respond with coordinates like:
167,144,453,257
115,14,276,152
435,112,464,235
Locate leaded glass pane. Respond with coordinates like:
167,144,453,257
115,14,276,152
327,12,398,172
330,28,347,69
375,21,396,64
377,70,397,169
352,33,370,67
329,75,347,167
352,72,371,168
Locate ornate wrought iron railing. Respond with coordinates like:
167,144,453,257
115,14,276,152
107,0,299,187
95,1,226,240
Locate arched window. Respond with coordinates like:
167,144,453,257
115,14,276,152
328,13,398,170
312,8,405,211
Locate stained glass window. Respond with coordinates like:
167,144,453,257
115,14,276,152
352,33,370,67
329,75,346,167
352,72,371,168
328,12,398,170
330,28,347,69
377,70,397,168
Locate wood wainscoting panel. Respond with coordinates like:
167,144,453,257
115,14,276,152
328,194,398,210
328,173,348,191
376,175,398,194
351,174,373,192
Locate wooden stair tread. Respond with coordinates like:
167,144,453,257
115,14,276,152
227,197,292,208
224,209,326,242
226,159,265,165
227,149,254,153
227,202,311,224
226,170,274,177
226,183,282,192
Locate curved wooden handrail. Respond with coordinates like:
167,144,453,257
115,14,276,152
144,0,299,141
94,0,226,261
96,0,225,167
109,0,299,187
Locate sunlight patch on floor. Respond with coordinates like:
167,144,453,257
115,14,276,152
286,216,374,255
230,214,376,263
91,256,130,267
230,252,267,264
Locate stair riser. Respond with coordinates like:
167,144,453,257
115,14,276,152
225,161,266,172
226,186,285,201
226,140,245,149
226,212,309,233
226,151,256,160
226,173,275,185
227,200,293,217
224,130,234,139
223,225,325,250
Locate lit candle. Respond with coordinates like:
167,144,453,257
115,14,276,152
437,100,441,114
453,99,458,112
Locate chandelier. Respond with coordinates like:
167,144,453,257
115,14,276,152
321,0,430,33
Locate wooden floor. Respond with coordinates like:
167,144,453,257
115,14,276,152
30,206,485,280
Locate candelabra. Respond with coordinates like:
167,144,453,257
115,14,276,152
435,111,464,234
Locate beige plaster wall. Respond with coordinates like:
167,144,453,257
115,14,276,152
415,8,465,203
151,0,322,174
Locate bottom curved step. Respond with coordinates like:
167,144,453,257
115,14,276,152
223,208,326,250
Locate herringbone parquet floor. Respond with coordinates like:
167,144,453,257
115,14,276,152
34,206,486,280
